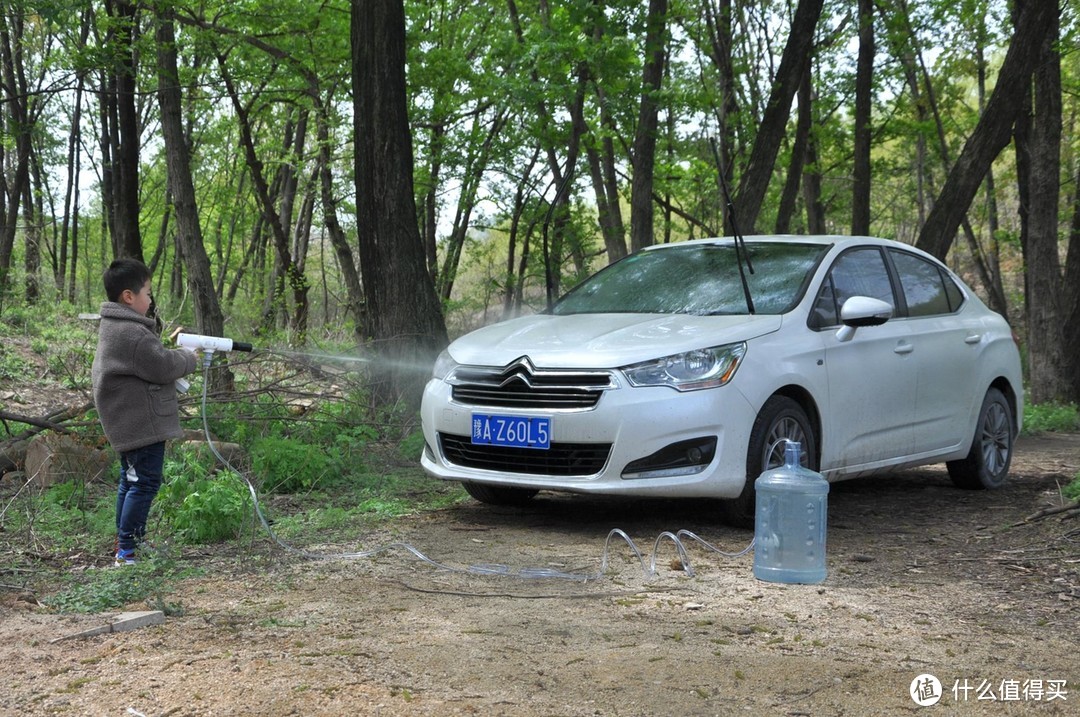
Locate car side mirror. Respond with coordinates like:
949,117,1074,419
835,296,893,342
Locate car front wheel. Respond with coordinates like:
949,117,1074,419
947,387,1014,490
721,395,818,529
462,481,539,506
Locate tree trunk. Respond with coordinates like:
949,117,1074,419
1062,161,1080,402
700,0,738,234
22,163,39,302
800,68,826,234
105,0,143,261
851,0,874,235
154,7,234,392
421,122,444,280
314,92,366,343
972,25,1009,320
217,53,310,345
0,10,33,291
584,10,626,264
436,111,506,301
502,148,541,318
59,43,88,297
628,0,669,252
1017,1,1068,404
914,0,1057,260
775,67,811,234
733,0,824,233
352,0,448,406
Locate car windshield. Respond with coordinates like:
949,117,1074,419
552,241,830,316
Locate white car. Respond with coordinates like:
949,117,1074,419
420,235,1023,526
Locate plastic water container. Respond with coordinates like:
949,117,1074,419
752,440,829,584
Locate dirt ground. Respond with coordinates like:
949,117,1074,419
2,433,1078,716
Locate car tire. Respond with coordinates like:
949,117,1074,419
462,481,539,506
947,387,1014,490
721,395,818,529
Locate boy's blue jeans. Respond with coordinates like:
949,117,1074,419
115,441,165,553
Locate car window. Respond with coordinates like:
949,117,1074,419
552,242,830,316
810,247,895,328
890,250,962,316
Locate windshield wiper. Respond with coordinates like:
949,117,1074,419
710,137,755,314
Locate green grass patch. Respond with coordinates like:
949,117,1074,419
1,480,115,553
1023,402,1080,435
1063,474,1080,503
45,552,198,614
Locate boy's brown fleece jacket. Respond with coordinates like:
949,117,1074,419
91,302,197,453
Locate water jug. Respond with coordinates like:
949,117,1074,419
752,440,829,584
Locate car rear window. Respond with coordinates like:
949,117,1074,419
553,242,830,316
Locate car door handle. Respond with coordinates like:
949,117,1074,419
894,342,914,355
964,333,982,344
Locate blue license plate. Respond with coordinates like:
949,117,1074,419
472,413,551,450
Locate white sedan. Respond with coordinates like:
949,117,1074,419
420,235,1024,526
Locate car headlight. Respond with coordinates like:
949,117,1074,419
622,343,746,391
431,349,458,380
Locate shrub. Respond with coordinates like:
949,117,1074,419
157,477,253,544
156,447,252,544
1023,402,1080,435
250,436,330,493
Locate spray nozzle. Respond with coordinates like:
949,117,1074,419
176,333,254,355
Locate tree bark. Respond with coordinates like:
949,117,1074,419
851,0,874,235
0,9,33,291
628,0,669,252
352,0,448,406
314,91,366,343
800,67,826,234
699,0,738,234
914,0,1057,260
1016,1,1068,404
775,68,811,234
1063,161,1080,401
733,0,824,233
105,0,143,261
584,6,626,263
154,6,234,392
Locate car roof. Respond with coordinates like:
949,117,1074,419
644,234,888,250
642,234,944,264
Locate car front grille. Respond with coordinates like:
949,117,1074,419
439,433,612,476
449,358,616,410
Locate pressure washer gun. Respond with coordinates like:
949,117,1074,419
174,332,254,392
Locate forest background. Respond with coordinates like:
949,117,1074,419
0,0,1078,408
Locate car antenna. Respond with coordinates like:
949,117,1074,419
709,136,755,314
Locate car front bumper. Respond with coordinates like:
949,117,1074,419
420,376,756,499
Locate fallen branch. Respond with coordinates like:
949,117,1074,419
0,402,94,437
1017,500,1080,525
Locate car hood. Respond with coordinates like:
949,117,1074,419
448,313,782,369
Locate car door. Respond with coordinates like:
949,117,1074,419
811,247,916,471
888,249,980,455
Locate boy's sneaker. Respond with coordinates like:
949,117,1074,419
114,548,136,566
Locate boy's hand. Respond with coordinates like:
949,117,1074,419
171,327,197,353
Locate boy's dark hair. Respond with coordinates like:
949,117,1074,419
103,258,152,303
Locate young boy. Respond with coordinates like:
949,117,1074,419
91,259,197,566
